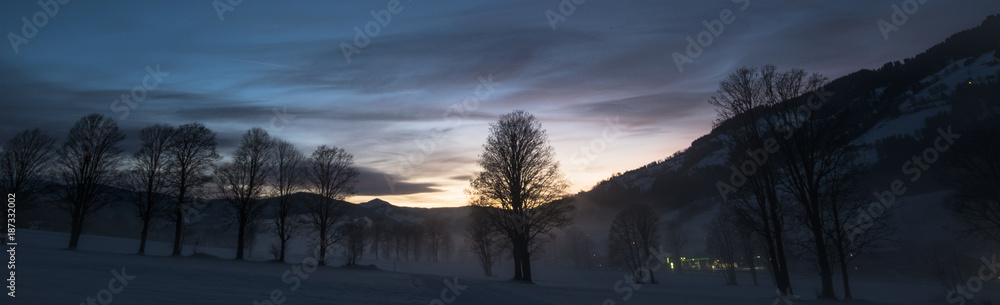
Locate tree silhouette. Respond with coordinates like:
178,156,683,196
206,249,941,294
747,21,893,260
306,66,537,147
216,127,273,260
305,145,358,266
166,123,220,256
121,124,175,254
468,110,573,282
0,128,56,211
55,114,126,250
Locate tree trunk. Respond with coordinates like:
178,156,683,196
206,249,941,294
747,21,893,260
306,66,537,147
840,256,852,299
68,215,82,250
512,235,524,281
768,189,793,296
279,239,287,262
773,227,792,295
138,219,150,254
235,216,247,260
810,213,836,299
172,192,184,256
318,241,328,266
522,246,533,282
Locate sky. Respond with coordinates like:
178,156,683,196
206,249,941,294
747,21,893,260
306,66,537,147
0,0,997,208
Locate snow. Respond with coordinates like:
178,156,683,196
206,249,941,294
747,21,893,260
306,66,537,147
915,51,999,98
12,229,1000,304
859,106,950,144
693,145,729,169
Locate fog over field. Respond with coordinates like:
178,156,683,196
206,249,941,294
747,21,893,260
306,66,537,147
2,1,1000,304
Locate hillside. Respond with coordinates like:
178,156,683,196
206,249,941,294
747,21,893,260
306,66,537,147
572,14,1000,219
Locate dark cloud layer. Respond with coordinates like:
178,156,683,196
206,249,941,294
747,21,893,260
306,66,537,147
1,0,997,206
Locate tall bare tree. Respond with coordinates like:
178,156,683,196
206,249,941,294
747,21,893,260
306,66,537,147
664,219,690,273
305,145,359,266
765,68,851,300
466,207,503,276
342,218,368,265
563,227,597,269
369,218,386,260
121,124,175,254
706,210,740,285
217,127,274,260
425,218,447,262
56,114,126,249
468,110,573,282
945,129,1000,244
271,139,305,262
824,162,896,300
0,128,56,211
709,65,801,295
166,123,220,256
607,204,660,284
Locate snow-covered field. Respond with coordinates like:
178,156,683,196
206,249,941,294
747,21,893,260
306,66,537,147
9,229,998,304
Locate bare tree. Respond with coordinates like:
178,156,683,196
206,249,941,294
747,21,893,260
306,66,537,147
765,67,851,300
391,223,407,260
706,210,740,285
738,226,760,285
121,124,175,254
563,227,597,269
945,129,1000,244
607,204,660,284
305,145,359,266
468,110,573,282
825,159,896,299
216,127,274,260
425,218,447,262
408,223,426,261
166,123,220,256
55,114,126,249
271,139,305,262
466,207,503,276
342,218,368,265
441,231,454,262
369,218,386,260
664,219,690,273
708,65,803,295
0,128,56,212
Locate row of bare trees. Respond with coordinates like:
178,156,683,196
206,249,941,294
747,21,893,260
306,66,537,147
708,65,896,299
604,205,691,284
0,114,367,265
369,219,455,263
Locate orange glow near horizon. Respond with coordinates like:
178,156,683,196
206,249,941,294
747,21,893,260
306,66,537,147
356,129,707,208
